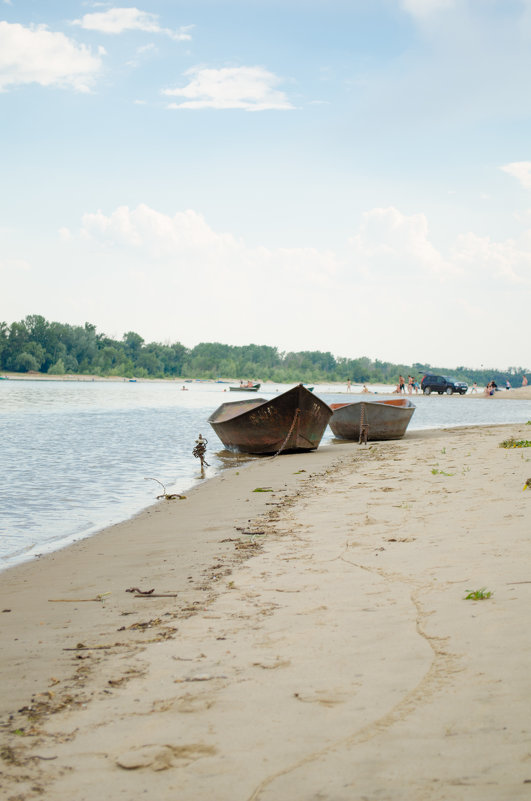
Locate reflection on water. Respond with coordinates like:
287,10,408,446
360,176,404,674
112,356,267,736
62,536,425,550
1,379,530,569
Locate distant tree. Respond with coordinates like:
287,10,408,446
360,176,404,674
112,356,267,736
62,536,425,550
123,331,145,360
0,321,8,368
14,352,40,372
48,358,66,375
2,314,529,382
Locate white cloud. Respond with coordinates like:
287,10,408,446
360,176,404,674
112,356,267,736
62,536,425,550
348,206,454,279
79,204,337,290
81,204,236,254
126,42,157,68
74,7,192,41
162,66,295,111
66,202,531,366
0,21,103,92
452,232,531,285
345,206,530,288
79,203,531,292
501,161,531,190
0,257,30,272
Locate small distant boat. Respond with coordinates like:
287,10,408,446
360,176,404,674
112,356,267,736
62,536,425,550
329,397,415,442
208,384,332,454
229,382,261,392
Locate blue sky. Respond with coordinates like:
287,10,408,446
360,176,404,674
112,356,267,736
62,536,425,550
1,0,530,370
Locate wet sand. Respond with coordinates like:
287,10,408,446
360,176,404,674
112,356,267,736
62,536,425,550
1,422,531,800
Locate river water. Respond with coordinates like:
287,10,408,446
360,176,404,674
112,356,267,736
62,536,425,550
1,379,530,570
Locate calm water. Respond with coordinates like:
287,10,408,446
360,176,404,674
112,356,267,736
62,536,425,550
1,379,530,570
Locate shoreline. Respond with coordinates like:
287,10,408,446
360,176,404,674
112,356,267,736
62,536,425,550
1,422,531,799
3,370,531,398
2,410,529,574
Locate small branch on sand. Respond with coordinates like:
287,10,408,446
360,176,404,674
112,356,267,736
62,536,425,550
29,755,58,761
125,587,178,597
49,593,110,603
63,642,127,651
144,477,186,500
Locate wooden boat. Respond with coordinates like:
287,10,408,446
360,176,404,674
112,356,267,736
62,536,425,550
329,397,415,442
229,382,261,392
208,384,332,454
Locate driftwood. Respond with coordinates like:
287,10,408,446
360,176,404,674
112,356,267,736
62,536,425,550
144,477,186,500
125,587,178,598
49,593,110,603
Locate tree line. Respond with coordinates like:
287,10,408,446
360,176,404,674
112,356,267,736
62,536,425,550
0,315,527,387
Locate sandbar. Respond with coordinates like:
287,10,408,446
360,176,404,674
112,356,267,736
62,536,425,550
1,422,531,800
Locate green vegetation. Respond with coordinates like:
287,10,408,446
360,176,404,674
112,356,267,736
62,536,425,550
499,438,531,449
431,468,455,476
464,588,493,600
1,315,529,384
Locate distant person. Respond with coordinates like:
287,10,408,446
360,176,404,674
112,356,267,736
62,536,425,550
506,379,511,390
523,375,528,387
399,375,406,394
471,382,478,393
361,384,370,393
407,375,414,394
347,379,351,392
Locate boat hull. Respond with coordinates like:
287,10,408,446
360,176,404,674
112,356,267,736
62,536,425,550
208,385,332,454
329,398,415,441
229,384,260,392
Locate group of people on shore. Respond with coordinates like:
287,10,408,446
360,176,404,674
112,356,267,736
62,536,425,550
480,375,528,395
394,375,421,394
347,374,528,395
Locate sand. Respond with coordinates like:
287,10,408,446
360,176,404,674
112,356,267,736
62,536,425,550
1,422,531,800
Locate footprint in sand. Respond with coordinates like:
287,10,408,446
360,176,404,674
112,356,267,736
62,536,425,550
116,743,216,771
293,688,355,707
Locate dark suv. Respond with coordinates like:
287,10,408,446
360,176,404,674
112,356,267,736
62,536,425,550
421,374,468,395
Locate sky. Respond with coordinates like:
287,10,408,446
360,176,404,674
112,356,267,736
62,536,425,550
1,0,531,370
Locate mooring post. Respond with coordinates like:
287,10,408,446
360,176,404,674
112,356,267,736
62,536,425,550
193,433,209,475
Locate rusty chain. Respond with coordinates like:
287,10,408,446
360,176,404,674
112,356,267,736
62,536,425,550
272,408,301,458
359,402,369,444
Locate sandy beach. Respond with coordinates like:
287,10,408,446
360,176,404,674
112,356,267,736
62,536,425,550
1,422,531,800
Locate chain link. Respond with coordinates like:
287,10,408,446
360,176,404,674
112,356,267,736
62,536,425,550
272,408,301,458
359,403,369,444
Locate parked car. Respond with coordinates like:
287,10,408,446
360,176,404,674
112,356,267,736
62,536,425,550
421,374,468,395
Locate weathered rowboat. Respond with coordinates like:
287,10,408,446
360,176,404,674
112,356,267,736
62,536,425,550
208,384,332,454
229,382,261,392
329,397,415,442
